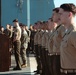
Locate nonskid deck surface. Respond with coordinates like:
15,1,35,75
0,54,37,75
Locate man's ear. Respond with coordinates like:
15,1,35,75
69,12,73,17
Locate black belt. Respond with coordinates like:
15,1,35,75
48,52,60,56
48,53,53,56
53,52,60,55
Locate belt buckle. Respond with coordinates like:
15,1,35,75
56,53,58,55
60,69,68,74
55,52,60,55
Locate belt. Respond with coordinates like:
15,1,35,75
48,53,53,56
61,69,76,73
48,52,60,56
53,52,60,55
45,48,48,51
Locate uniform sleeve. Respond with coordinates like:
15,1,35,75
70,32,76,48
25,33,29,43
58,25,65,38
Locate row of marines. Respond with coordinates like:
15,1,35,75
34,3,76,75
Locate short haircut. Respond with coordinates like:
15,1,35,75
35,22,37,24
22,25,25,28
13,19,18,22
53,7,59,13
60,3,76,15
1,26,3,28
37,21,43,24
48,18,53,22
43,21,47,24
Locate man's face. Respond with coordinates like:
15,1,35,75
13,22,17,27
52,11,60,23
1,27,4,31
25,26,28,30
59,8,69,25
48,19,56,30
48,19,53,30
6,24,9,29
